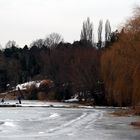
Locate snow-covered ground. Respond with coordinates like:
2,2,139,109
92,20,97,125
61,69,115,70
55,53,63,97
64,95,79,103
16,81,41,90
0,101,139,140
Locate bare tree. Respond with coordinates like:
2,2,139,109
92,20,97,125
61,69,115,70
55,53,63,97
80,17,94,45
44,33,64,48
97,20,103,49
5,40,18,48
30,39,44,48
133,5,140,17
101,7,140,106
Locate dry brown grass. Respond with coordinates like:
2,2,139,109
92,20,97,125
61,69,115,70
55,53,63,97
131,121,140,127
111,106,140,117
111,106,140,128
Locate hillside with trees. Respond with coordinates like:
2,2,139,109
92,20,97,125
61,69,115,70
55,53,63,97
0,7,139,108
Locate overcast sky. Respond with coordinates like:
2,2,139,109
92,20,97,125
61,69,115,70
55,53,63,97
0,0,139,47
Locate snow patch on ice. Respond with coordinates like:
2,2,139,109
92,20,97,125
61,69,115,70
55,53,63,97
67,133,74,136
39,132,45,134
4,122,16,127
49,113,60,119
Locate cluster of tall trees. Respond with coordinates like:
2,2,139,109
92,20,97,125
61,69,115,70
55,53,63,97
80,17,112,49
0,7,139,106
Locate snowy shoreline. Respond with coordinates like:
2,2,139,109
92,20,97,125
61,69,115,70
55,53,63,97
0,101,128,110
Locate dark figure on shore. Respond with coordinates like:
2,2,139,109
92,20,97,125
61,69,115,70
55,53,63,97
1,98,5,103
17,87,22,104
17,96,21,104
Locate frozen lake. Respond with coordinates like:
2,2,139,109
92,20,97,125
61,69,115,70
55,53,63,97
0,101,139,140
